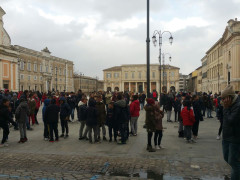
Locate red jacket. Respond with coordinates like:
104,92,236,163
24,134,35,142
181,107,195,126
34,96,40,110
130,100,140,117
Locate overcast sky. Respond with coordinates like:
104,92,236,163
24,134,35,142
1,0,240,79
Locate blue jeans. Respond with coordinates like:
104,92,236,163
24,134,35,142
71,108,75,120
140,103,144,110
222,140,240,180
207,108,212,118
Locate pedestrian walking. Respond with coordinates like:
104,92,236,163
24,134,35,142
154,103,164,150
59,97,71,138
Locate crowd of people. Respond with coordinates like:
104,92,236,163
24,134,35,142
0,85,240,179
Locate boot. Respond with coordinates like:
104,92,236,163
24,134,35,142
18,138,25,143
148,145,156,152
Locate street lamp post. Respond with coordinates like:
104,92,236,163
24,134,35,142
146,0,150,98
152,30,173,97
162,53,172,91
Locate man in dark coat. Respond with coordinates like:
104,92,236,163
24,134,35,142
59,97,71,138
192,95,203,140
45,99,60,142
114,94,129,144
0,99,11,147
221,85,240,180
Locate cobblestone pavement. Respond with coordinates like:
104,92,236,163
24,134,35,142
0,109,231,179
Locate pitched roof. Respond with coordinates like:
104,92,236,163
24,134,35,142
103,66,122,71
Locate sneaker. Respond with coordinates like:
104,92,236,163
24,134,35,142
118,141,126,145
0,144,5,148
44,138,49,141
60,134,64,138
133,134,137,136
49,140,54,142
23,137,28,142
3,143,9,147
64,134,69,139
27,128,33,131
191,139,197,143
103,136,107,141
216,135,221,140
95,140,101,143
155,145,160,150
186,140,191,143
18,139,25,143
159,145,165,149
148,146,156,152
79,137,85,140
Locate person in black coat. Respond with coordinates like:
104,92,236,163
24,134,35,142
165,94,174,122
192,95,203,140
106,102,116,142
78,98,88,140
86,99,98,143
173,95,181,122
0,99,11,147
114,94,130,144
45,99,60,142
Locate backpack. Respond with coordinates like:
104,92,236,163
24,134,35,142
153,92,157,98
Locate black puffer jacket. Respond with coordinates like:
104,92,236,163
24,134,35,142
114,100,129,126
45,104,60,124
0,104,11,126
223,95,240,143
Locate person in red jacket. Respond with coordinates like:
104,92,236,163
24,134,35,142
181,100,196,143
130,95,140,136
41,93,47,105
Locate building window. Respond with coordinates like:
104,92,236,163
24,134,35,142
163,72,167,77
59,68,61,75
40,76,43,81
171,72,175,77
152,72,155,78
40,64,43,72
34,76,37,80
20,61,24,70
27,62,31,71
132,72,134,79
34,63,37,72
125,73,128,79
46,66,49,73
106,73,111,78
28,75,31,81
114,73,119,78
20,74,24,80
139,72,141,79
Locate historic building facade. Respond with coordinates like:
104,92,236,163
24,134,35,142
16,46,74,92
200,18,240,93
103,64,180,93
0,7,19,91
0,6,74,92
74,74,103,94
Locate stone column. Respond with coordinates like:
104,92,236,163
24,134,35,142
135,82,138,93
143,82,145,92
111,83,114,92
150,82,152,92
156,81,160,93
0,61,2,89
122,82,124,92
104,82,107,91
129,82,131,92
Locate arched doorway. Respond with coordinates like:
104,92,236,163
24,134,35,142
170,86,175,92
114,87,119,92
138,85,143,93
107,87,111,92
162,86,167,93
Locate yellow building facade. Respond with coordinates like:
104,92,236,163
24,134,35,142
103,64,180,93
0,7,18,91
201,18,240,93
